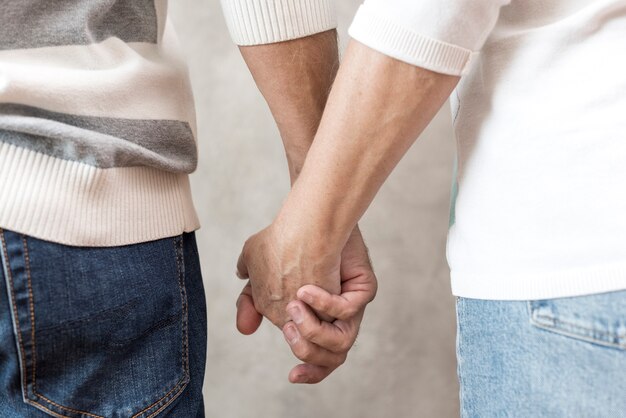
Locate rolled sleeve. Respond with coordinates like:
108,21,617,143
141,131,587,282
348,0,510,76
220,0,337,46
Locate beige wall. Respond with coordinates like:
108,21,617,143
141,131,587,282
170,1,460,417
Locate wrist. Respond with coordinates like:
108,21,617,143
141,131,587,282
272,195,350,262
263,215,341,303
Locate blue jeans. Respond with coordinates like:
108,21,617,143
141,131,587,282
0,229,207,417
456,291,626,417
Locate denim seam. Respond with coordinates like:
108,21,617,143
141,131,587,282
27,403,69,418
20,236,105,418
34,394,103,418
530,320,626,350
144,381,188,418
143,380,187,418
455,297,468,418
0,229,31,407
528,302,626,349
22,236,37,393
131,235,190,418
533,314,626,339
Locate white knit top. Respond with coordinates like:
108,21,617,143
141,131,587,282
222,0,626,300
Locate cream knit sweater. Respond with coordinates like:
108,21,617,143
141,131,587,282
221,0,626,299
0,0,199,246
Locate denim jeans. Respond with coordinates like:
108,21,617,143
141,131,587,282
456,291,626,417
0,229,207,417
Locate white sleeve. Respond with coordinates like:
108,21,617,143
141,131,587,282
348,0,511,76
220,0,337,46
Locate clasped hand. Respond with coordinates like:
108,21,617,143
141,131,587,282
235,224,377,383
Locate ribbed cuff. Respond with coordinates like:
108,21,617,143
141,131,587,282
348,4,474,76
220,0,337,45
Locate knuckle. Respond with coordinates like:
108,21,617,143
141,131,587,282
299,325,316,340
334,337,353,353
308,374,325,384
343,305,358,318
369,282,378,300
339,338,353,353
317,297,331,312
242,239,251,256
295,345,314,362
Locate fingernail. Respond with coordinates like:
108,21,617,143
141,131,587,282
284,325,300,345
299,290,313,304
235,295,242,308
235,270,245,279
288,305,303,324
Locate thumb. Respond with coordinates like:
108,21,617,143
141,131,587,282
236,242,249,280
236,282,262,335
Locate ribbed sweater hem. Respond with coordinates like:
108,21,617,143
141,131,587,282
451,262,626,300
220,0,337,45
0,143,200,247
348,4,474,76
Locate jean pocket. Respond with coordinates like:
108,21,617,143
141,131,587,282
528,291,626,350
0,230,190,418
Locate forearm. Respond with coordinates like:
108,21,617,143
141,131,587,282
239,30,339,183
275,40,460,253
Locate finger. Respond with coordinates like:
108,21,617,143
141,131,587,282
287,300,355,353
313,308,335,324
235,243,249,279
288,363,334,384
282,322,345,368
236,282,262,335
297,284,368,321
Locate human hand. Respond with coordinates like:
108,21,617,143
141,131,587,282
235,226,377,383
235,222,342,330
282,226,377,383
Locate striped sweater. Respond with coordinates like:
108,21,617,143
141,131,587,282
0,0,201,246
0,0,338,247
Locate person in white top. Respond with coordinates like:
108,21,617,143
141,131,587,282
223,0,626,414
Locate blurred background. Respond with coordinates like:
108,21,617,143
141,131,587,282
170,1,459,417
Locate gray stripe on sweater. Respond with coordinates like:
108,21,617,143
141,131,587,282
0,104,197,173
0,0,158,50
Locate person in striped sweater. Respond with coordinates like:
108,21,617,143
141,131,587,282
0,1,373,416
